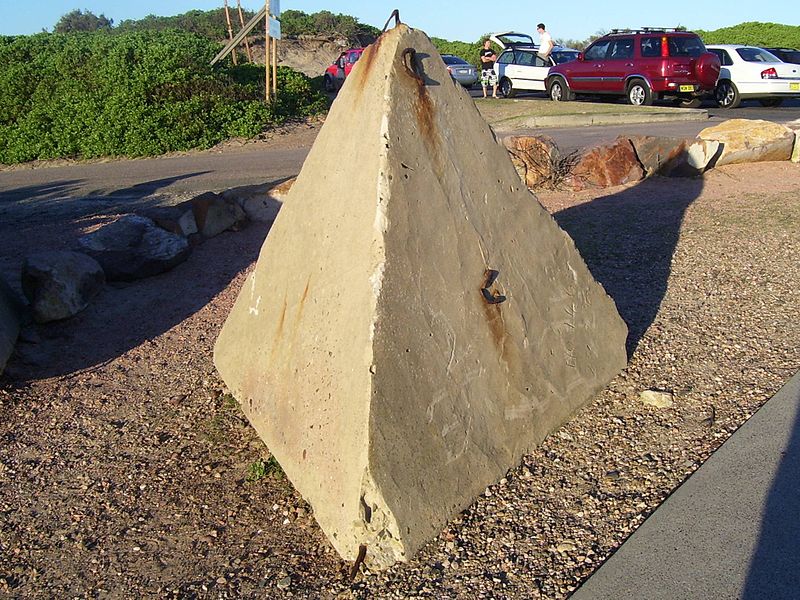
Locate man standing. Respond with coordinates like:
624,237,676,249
537,23,554,59
479,39,498,99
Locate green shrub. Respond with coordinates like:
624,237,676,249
0,30,327,164
431,37,484,65
696,22,800,47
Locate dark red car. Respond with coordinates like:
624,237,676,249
547,28,720,107
323,48,364,92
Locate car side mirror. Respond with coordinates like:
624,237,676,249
577,52,584,61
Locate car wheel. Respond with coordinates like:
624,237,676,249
500,78,516,98
323,74,335,93
677,97,703,109
548,77,572,102
627,79,653,106
758,98,783,107
715,80,741,109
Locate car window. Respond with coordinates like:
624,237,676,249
442,56,468,65
551,50,579,64
585,40,611,60
497,51,513,65
517,52,535,66
736,47,779,63
609,38,634,59
348,52,360,64
640,36,662,58
668,36,706,58
534,55,549,67
709,49,732,66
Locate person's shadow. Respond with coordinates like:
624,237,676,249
553,174,705,356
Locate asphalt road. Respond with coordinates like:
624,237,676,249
1,97,798,204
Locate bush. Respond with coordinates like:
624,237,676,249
0,30,327,164
116,9,254,41
696,22,800,47
431,37,483,65
280,9,379,45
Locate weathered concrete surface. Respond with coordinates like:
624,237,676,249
214,25,627,569
698,119,795,167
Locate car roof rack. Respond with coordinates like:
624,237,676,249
609,27,688,34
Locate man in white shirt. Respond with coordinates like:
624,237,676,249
537,23,554,59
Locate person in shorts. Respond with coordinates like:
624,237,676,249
479,39,498,98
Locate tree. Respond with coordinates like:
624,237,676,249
54,9,113,33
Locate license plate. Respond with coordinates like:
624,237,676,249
679,84,694,92
791,82,800,91
458,69,470,74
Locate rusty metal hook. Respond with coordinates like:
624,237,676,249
481,269,506,305
401,48,424,84
382,9,401,32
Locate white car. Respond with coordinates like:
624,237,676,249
706,44,800,108
489,31,579,98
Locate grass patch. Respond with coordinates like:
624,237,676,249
247,456,285,482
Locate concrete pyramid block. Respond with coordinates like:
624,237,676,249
214,24,627,569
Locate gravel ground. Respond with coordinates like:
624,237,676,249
1,160,799,598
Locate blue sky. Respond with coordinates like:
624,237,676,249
1,1,796,43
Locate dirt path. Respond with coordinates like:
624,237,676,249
1,129,799,596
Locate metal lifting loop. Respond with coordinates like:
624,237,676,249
382,9,401,32
401,48,424,83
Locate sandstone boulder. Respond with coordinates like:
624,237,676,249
22,251,105,323
503,136,560,189
190,192,247,238
662,139,721,177
224,177,296,223
77,215,191,281
624,135,719,177
214,24,627,569
698,119,795,167
570,139,644,190
0,278,25,374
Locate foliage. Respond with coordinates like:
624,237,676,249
280,9,380,45
116,9,254,41
54,9,113,33
431,37,484,65
696,22,800,47
0,30,327,164
246,456,285,482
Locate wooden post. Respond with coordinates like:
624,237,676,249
236,0,253,63
223,0,238,66
264,0,271,103
272,36,278,96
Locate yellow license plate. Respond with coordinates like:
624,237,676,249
679,84,694,92
791,82,800,91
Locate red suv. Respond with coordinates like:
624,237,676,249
323,48,364,92
547,28,720,107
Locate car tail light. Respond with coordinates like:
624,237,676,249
446,66,452,73
761,67,778,79
662,36,669,57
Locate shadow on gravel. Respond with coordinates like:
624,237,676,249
1,173,275,381
742,379,800,600
554,176,704,356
